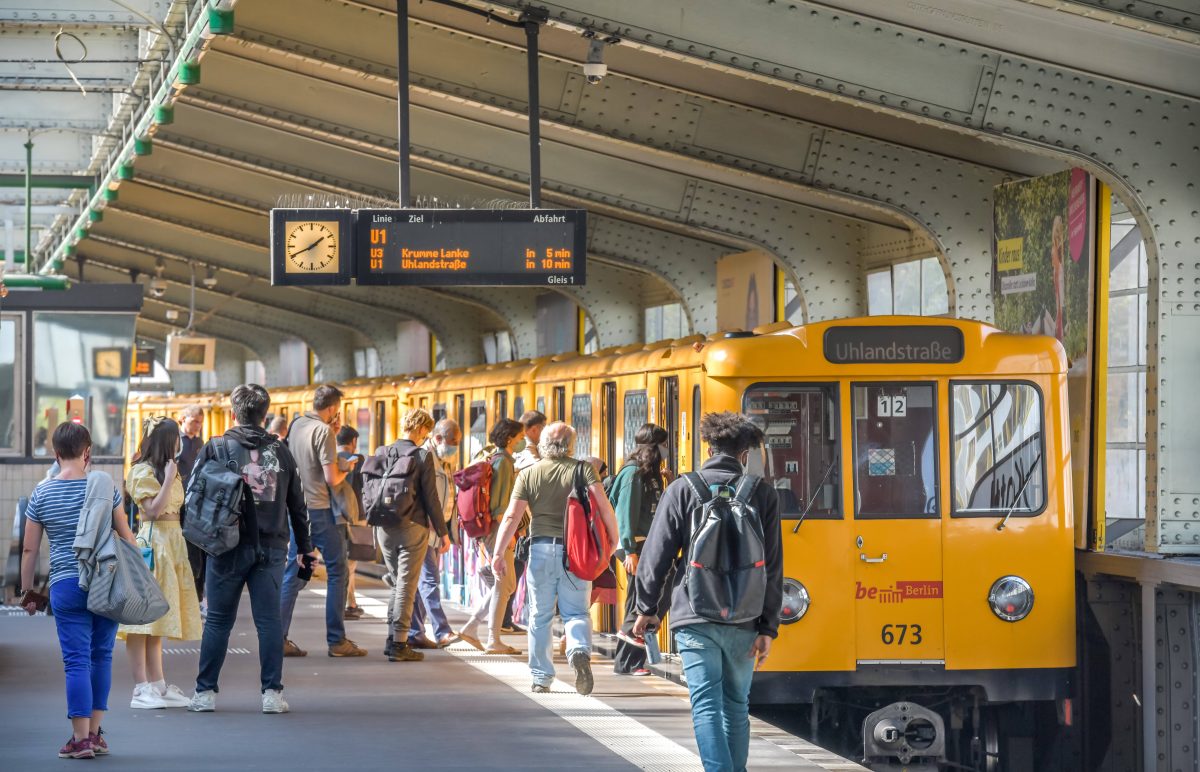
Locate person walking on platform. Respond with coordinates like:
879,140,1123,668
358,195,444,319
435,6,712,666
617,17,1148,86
378,408,451,662
19,422,137,759
410,418,462,648
490,422,618,695
266,414,288,441
279,384,365,658
333,426,365,620
610,423,670,677
119,417,203,710
633,412,783,772
177,405,207,605
188,384,314,715
513,410,546,472
457,418,525,655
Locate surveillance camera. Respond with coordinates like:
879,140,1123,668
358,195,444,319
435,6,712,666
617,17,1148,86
148,277,167,298
583,61,607,84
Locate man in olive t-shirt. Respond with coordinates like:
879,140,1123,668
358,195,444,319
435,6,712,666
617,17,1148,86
491,422,617,695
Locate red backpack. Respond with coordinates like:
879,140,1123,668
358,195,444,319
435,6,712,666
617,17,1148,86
564,461,612,581
453,456,494,539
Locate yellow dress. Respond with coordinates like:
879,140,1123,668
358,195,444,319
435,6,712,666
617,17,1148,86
117,463,204,641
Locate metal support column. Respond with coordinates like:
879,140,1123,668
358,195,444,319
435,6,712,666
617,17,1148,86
395,0,411,207
524,19,541,209
1141,581,1158,771
24,138,33,273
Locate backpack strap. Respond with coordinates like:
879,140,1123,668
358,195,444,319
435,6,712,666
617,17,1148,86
732,475,760,505
682,472,711,504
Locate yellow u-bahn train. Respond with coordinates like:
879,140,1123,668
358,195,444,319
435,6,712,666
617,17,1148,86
128,316,1074,770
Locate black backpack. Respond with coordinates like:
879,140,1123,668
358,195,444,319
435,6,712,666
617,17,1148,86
361,444,424,528
681,473,768,624
183,438,247,557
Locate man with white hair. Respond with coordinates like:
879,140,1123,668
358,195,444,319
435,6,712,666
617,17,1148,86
490,421,617,695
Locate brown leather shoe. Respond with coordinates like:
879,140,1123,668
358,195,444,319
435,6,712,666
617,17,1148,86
283,639,307,657
410,637,439,650
327,638,367,657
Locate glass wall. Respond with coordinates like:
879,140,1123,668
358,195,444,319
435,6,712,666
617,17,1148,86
0,314,21,454
645,303,687,343
867,256,950,317
1105,203,1149,528
32,312,137,458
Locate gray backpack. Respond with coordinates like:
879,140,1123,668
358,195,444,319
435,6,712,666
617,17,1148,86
681,473,768,624
183,437,246,556
83,475,169,625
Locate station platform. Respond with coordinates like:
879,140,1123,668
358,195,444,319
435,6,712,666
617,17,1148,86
0,579,863,771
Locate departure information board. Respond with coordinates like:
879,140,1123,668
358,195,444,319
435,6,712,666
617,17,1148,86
354,209,586,286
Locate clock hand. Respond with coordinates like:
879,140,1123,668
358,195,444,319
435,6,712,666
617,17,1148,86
289,236,326,258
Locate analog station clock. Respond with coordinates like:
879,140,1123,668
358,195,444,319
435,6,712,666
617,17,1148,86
284,220,340,274
270,209,352,286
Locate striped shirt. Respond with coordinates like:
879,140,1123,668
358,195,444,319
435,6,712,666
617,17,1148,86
26,478,121,587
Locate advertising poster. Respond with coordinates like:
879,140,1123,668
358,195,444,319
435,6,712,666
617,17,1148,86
717,250,775,331
992,168,1096,522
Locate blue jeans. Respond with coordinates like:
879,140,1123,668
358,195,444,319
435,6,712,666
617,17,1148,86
279,508,346,646
196,543,287,693
50,579,119,719
526,542,591,686
674,623,760,772
408,545,452,641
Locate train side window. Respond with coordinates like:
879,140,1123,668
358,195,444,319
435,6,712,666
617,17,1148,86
514,396,525,418
623,390,648,458
496,390,508,420
553,386,566,421
743,384,841,520
852,383,939,519
355,407,371,454
951,382,1046,518
602,382,617,470
468,400,487,460
374,400,386,450
536,396,545,415
571,395,592,458
454,395,466,467
432,403,447,423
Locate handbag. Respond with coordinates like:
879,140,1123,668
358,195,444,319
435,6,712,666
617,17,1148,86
346,523,376,562
88,534,170,626
137,522,155,571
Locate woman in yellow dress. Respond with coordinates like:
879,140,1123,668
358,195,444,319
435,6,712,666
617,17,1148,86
120,417,203,709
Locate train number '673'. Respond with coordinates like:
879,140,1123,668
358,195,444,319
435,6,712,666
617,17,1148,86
881,624,923,645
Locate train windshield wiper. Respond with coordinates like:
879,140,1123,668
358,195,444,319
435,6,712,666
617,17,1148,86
792,460,838,534
996,463,1037,532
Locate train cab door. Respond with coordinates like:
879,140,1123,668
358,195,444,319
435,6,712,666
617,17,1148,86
850,382,945,665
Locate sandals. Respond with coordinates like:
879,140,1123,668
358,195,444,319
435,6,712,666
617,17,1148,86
483,644,521,655
457,630,484,651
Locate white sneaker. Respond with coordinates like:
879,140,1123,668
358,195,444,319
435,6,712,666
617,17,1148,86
130,683,168,709
187,690,215,712
262,689,289,714
158,683,191,708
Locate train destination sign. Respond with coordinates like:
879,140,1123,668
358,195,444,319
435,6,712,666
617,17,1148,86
823,325,965,364
354,209,586,286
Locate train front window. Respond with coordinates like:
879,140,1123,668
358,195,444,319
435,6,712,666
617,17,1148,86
853,383,939,519
744,385,841,520
951,382,1046,518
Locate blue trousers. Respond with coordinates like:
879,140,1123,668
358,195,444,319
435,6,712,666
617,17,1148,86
280,508,346,646
675,623,759,772
196,543,287,693
408,545,452,641
526,542,591,687
50,579,118,719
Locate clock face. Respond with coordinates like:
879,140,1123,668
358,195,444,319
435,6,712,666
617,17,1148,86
285,221,340,274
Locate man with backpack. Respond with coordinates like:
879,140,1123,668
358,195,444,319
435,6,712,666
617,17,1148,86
632,411,783,772
187,384,314,714
363,408,450,662
279,384,365,658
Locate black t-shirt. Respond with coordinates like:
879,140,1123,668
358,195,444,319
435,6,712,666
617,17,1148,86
178,434,204,482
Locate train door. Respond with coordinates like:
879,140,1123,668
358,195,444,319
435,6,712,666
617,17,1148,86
495,389,508,420
850,382,945,665
659,376,680,475
600,382,617,471
373,400,387,451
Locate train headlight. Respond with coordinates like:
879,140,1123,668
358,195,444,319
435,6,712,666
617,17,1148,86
780,578,809,623
988,576,1034,622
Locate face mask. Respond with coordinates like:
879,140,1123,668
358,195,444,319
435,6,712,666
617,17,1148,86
438,443,458,459
512,439,527,453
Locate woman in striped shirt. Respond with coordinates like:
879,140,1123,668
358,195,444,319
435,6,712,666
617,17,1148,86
20,422,136,760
